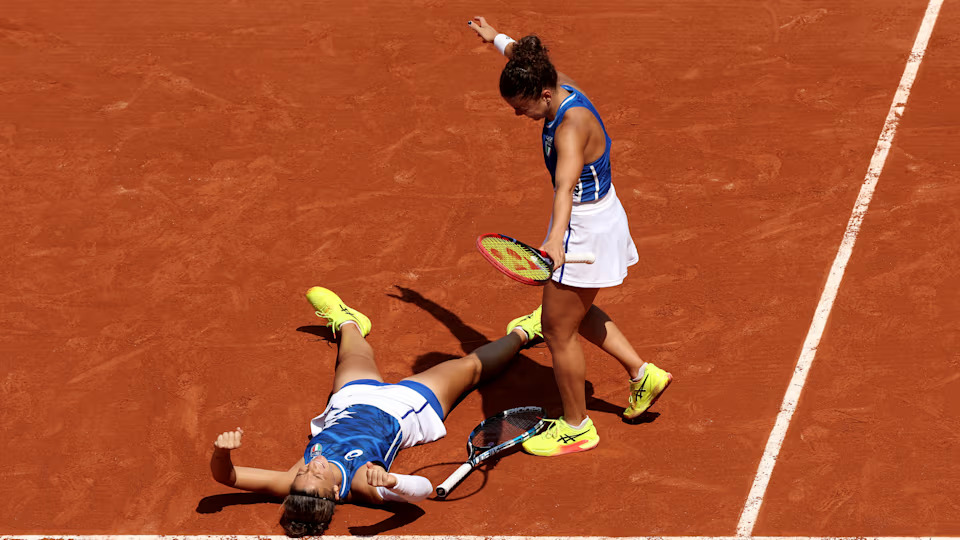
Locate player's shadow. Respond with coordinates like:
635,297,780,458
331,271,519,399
388,285,621,419
195,492,425,534
196,492,283,514
347,503,426,536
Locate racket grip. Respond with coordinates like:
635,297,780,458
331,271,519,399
565,252,596,264
435,462,474,498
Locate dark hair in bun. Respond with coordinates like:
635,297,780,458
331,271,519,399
499,35,558,100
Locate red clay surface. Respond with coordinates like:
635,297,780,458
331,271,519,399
1,0,957,536
757,1,960,534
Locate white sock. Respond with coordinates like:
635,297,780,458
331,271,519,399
631,363,648,382
511,327,530,342
339,320,360,331
564,417,590,430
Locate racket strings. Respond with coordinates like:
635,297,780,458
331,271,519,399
472,411,543,449
477,236,552,281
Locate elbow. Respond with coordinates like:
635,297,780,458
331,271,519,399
210,461,236,487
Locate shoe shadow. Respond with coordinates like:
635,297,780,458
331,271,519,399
622,411,661,425
585,380,624,418
296,324,337,343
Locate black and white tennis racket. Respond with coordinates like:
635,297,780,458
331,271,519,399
476,233,595,286
435,406,546,498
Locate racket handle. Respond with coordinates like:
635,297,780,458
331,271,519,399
435,462,474,498
565,252,596,264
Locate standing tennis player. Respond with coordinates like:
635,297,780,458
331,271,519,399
468,17,673,456
209,287,541,536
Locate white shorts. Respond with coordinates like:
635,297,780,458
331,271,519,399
309,380,447,450
546,183,639,288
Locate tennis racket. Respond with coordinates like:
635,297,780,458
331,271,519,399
435,406,546,498
476,233,596,286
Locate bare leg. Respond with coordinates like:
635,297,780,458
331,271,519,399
578,305,645,379
331,323,383,393
542,280,598,426
403,331,525,417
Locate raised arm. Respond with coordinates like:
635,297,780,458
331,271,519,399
467,17,587,96
467,16,516,59
210,428,300,497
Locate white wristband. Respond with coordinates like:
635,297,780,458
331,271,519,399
494,33,516,56
376,474,433,503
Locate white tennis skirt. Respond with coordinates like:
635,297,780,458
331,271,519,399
310,381,447,450
546,183,639,288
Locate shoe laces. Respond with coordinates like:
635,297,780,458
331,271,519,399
314,307,332,323
539,419,565,440
314,307,341,336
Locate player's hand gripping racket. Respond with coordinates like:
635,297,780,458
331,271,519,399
476,233,595,286
435,406,546,498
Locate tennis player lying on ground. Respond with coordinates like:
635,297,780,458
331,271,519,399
209,287,541,536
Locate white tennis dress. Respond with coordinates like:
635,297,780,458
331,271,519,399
541,86,639,288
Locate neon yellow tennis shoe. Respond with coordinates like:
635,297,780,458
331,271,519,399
623,363,672,420
305,286,372,337
521,416,599,457
506,305,543,343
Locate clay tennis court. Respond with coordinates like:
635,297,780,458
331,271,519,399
2,0,958,537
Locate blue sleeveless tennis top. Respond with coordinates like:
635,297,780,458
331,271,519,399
304,403,403,499
542,85,613,203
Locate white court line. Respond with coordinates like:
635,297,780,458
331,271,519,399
735,0,945,536
2,537,959,540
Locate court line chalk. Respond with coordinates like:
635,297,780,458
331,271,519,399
2,537,960,540
734,0,945,536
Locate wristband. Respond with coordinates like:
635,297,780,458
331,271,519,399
376,474,433,503
494,33,516,56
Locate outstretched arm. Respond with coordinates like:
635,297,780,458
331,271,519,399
210,428,300,497
467,16,516,59
364,462,433,503
467,17,586,96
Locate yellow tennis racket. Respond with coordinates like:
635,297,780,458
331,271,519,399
476,233,595,285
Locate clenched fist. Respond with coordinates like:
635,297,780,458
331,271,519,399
214,427,243,450
365,462,397,488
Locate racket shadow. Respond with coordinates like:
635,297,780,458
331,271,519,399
389,285,623,419
389,285,559,417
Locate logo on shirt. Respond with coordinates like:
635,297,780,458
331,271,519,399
344,449,363,461
543,135,554,157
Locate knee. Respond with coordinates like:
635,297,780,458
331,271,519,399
460,354,484,385
542,319,578,345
